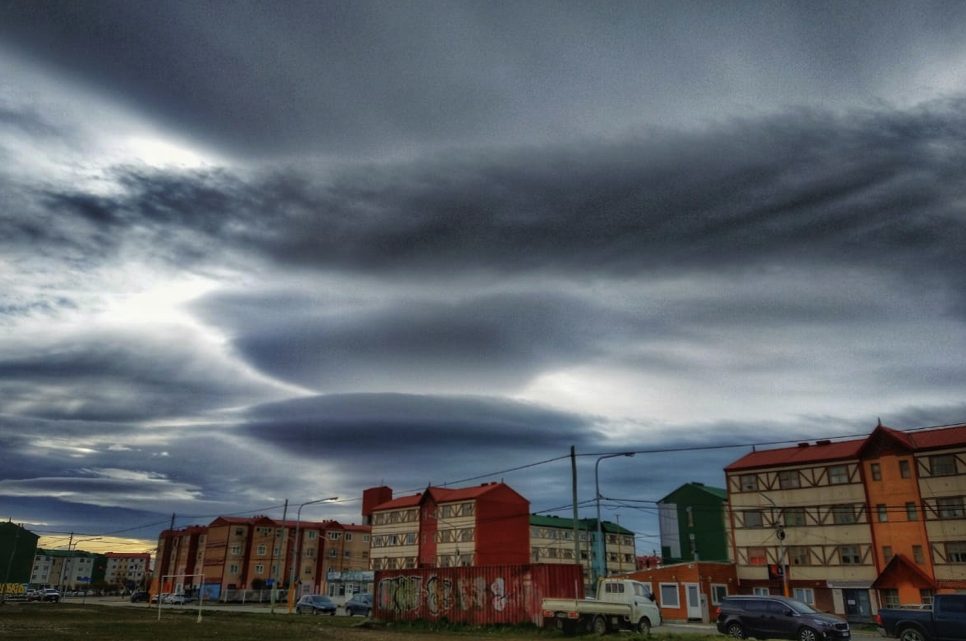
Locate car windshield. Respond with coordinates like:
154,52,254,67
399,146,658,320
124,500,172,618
786,600,819,615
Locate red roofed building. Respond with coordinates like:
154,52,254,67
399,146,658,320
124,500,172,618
725,421,966,621
367,482,530,570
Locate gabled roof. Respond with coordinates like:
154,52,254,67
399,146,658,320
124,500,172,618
725,422,966,472
871,554,936,590
528,514,634,535
370,482,523,512
657,482,727,504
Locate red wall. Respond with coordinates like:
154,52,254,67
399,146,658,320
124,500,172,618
475,485,530,565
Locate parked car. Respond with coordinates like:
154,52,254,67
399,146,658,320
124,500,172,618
296,594,337,615
715,595,850,641
877,594,966,641
162,593,193,605
345,593,372,616
130,590,150,603
39,589,61,603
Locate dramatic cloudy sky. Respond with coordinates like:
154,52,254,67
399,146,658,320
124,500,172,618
2,1,966,554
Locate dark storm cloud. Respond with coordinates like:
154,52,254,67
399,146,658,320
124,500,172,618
0,330,280,421
243,393,597,456
195,290,664,391
12,100,966,290
3,2,966,157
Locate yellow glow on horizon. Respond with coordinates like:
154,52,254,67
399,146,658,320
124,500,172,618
37,534,157,555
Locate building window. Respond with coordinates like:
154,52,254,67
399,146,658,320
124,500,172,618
753,587,770,596
931,455,957,476
877,504,888,522
778,471,800,489
906,502,918,521
230,545,242,555
793,588,814,605
307,531,316,540
870,463,881,481
256,545,267,555
832,505,857,524
254,563,264,574
747,547,767,566
839,545,861,565
882,546,893,563
345,533,352,541
328,549,337,558
828,465,849,485
784,508,806,527
913,545,924,564
920,590,934,605
743,510,764,528
899,460,911,479
659,583,679,608
937,496,965,519
739,474,758,492
788,546,809,566
229,564,239,573
880,589,899,608
328,532,341,540
362,535,370,542
946,542,966,562
235,528,245,536
711,584,728,604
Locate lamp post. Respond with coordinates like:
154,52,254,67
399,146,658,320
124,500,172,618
287,496,338,613
759,493,789,597
595,452,634,585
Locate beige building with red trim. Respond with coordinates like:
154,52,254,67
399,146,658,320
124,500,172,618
725,422,966,621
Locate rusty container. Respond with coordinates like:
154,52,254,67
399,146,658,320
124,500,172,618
373,563,584,626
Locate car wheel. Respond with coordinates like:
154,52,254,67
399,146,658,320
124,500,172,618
898,628,926,641
592,615,608,635
637,617,651,635
726,622,746,639
798,628,819,641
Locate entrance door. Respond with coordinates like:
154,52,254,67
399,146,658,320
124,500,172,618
685,583,702,620
843,589,871,621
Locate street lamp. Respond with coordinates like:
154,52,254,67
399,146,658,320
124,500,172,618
595,452,634,585
287,496,338,612
759,494,789,597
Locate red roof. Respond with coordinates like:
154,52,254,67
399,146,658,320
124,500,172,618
370,482,513,512
725,438,864,471
725,422,966,472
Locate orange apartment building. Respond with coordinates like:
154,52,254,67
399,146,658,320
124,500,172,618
364,482,530,570
155,516,371,599
726,422,966,621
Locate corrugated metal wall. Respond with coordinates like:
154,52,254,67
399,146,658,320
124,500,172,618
374,563,584,626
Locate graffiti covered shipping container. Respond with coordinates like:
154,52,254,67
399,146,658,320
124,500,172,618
374,564,583,626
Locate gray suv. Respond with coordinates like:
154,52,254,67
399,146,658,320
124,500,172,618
716,595,850,641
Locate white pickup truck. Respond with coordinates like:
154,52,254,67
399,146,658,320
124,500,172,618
542,578,662,635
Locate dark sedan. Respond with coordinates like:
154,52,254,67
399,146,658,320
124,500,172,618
296,594,337,615
345,593,372,616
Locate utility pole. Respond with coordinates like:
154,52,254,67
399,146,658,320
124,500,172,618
271,499,287,614
570,445,581,590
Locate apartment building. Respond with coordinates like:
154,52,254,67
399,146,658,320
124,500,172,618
658,482,730,564
155,515,372,599
529,514,636,584
365,482,530,570
103,552,151,588
30,549,105,589
725,422,966,621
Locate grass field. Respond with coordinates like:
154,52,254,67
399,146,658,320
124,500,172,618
0,603,725,641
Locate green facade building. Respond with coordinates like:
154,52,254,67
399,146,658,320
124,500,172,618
1,520,40,585
657,482,729,564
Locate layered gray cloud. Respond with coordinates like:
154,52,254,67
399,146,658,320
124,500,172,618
1,3,965,544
